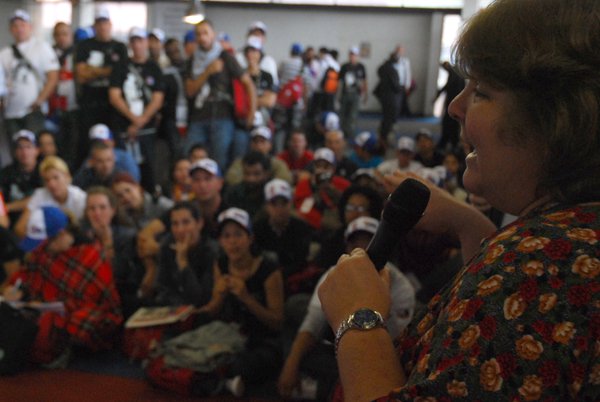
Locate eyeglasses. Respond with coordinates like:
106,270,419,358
345,204,368,213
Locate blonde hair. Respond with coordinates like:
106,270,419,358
39,155,71,177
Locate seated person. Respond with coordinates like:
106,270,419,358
154,201,218,307
349,131,384,169
0,225,22,290
86,123,140,182
253,179,314,282
414,128,444,168
276,129,313,185
294,147,350,231
14,155,87,239
73,141,123,190
224,151,271,219
82,186,141,318
316,184,384,270
199,207,285,396
37,130,59,160
0,130,42,226
187,142,209,163
278,216,415,401
377,136,424,176
169,157,194,202
225,126,292,186
3,206,122,366
324,129,357,180
110,172,173,230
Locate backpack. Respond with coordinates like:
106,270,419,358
321,67,339,94
277,75,303,109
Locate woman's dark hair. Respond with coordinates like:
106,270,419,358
454,0,600,203
338,185,384,225
170,201,202,222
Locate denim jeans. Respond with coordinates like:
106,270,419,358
186,118,235,169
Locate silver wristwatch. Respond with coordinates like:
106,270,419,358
334,308,386,355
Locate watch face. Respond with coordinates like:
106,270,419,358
353,308,380,329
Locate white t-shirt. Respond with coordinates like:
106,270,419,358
0,37,59,118
28,185,87,221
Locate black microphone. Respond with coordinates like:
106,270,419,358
366,178,431,271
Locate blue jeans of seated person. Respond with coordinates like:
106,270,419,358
186,119,235,169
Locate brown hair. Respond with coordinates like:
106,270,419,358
454,0,600,203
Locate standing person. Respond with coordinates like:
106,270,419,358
318,0,600,400
148,28,169,70
394,46,413,118
236,21,279,86
0,9,59,137
185,19,256,169
50,22,79,168
109,27,165,194
373,46,407,146
74,7,128,169
161,38,188,160
434,61,466,152
338,46,367,139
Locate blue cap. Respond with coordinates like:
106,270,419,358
291,43,303,55
184,29,196,44
74,26,95,43
19,206,69,252
354,131,378,153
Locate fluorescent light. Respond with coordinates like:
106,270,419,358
183,0,205,25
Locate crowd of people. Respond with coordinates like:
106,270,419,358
2,1,589,400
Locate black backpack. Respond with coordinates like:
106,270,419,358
0,302,38,375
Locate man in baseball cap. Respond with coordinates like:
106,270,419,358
253,178,314,279
86,124,140,182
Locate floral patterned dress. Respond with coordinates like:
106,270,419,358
376,203,600,401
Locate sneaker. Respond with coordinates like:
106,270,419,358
225,375,245,397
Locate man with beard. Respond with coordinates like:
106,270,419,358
224,150,271,220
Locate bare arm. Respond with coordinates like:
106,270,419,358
75,62,112,85
13,208,31,239
258,89,276,109
239,72,257,128
137,219,166,259
185,59,222,98
34,70,58,107
108,87,141,124
319,249,405,401
139,91,164,127
278,331,318,398
6,196,31,214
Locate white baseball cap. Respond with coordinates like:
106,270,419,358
350,46,360,55
149,28,165,43
251,126,272,141
314,147,335,165
397,136,416,152
322,112,340,131
129,27,147,40
248,21,268,34
89,124,113,141
12,129,37,145
264,179,292,202
94,6,111,21
344,216,379,241
10,9,31,23
218,207,252,233
189,158,222,177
